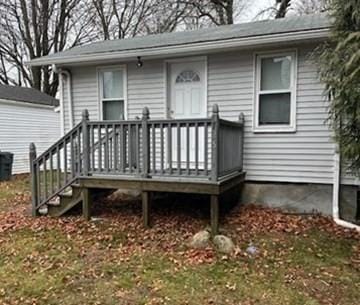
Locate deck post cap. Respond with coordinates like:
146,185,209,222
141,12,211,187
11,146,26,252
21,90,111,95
238,112,245,123
29,142,36,151
142,106,150,119
82,109,89,120
212,104,219,114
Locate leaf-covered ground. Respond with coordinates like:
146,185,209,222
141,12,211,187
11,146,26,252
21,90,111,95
0,176,359,305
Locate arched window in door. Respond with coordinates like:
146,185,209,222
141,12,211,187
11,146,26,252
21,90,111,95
175,70,200,83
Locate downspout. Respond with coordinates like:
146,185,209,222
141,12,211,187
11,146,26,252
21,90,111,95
58,71,65,136
52,64,74,131
333,146,360,232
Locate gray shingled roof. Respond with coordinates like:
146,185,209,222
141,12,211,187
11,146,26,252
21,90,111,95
0,84,59,107
29,13,330,66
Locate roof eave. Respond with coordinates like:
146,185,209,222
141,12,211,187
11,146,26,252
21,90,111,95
0,98,59,108
27,28,330,67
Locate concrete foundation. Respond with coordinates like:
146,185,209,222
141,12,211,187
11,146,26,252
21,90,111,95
339,185,359,223
241,182,359,221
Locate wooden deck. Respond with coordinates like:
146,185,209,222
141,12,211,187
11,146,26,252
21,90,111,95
29,104,245,234
80,172,245,234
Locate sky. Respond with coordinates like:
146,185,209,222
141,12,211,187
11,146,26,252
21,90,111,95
240,0,275,22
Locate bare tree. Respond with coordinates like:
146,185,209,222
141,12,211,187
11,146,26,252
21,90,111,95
294,0,330,15
89,0,150,40
183,0,234,25
0,0,250,96
0,0,94,96
256,0,329,20
183,0,249,26
143,1,192,33
88,0,192,40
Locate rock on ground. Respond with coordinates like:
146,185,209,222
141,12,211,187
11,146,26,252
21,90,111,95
213,235,235,254
189,230,211,248
108,189,141,201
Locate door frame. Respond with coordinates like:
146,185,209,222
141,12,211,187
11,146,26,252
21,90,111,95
164,56,208,119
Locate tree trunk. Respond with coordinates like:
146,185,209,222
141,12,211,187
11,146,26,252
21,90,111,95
275,0,291,18
31,66,41,91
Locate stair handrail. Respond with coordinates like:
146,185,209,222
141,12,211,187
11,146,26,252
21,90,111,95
33,121,82,164
29,119,84,215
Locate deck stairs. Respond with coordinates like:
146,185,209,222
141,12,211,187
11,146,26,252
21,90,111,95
44,184,83,216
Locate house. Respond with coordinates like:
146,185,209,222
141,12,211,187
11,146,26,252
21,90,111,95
27,13,359,232
0,84,60,174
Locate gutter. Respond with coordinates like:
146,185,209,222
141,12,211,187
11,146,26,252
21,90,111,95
333,147,360,232
53,65,74,131
0,98,57,109
28,29,330,67
58,71,65,136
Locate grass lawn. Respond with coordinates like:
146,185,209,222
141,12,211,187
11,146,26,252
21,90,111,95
0,176,359,305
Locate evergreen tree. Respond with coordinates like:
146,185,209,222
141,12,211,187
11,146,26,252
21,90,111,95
317,0,360,176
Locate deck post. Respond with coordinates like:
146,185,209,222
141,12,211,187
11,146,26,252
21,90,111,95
211,104,220,181
210,194,219,236
238,112,245,172
82,187,92,220
142,191,151,228
142,107,150,178
29,143,38,217
82,109,90,176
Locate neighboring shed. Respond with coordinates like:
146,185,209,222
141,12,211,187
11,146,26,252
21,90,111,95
0,84,60,174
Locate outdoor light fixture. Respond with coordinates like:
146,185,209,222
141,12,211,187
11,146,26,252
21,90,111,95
136,56,143,68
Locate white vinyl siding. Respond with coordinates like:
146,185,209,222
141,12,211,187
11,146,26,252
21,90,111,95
0,101,60,174
62,60,165,131
207,45,335,184
127,59,165,119
61,44,358,185
62,66,99,130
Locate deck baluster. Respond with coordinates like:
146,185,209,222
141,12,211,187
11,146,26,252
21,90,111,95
204,122,208,176
120,124,125,172
177,123,181,175
49,152,53,194
195,122,199,176
142,107,150,178
211,104,220,181
152,123,156,174
104,125,109,173
160,123,164,174
29,143,38,216
238,113,245,172
73,141,78,176
186,123,190,175
56,146,60,188
167,124,172,175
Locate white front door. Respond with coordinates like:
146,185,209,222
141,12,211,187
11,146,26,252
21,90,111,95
168,60,206,167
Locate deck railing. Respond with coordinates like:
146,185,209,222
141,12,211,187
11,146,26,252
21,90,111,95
29,104,245,213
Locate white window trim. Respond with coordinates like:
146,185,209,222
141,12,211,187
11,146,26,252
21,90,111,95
253,50,297,133
97,65,128,120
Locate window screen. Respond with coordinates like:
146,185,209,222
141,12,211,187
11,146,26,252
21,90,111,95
100,69,125,120
259,93,291,125
256,53,295,129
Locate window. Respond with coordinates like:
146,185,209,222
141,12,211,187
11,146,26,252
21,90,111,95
99,67,126,120
254,51,297,132
175,70,200,83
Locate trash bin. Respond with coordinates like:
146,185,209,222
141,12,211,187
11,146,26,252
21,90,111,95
0,152,14,181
